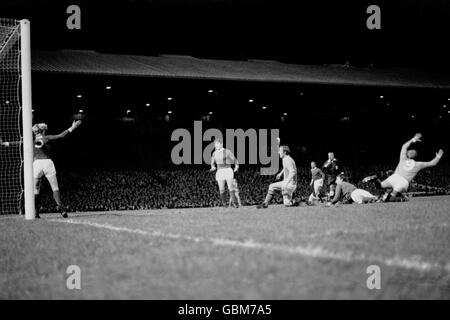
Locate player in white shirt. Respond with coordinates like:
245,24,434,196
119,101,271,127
257,145,298,208
363,133,444,202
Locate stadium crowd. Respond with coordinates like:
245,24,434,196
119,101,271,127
36,165,450,213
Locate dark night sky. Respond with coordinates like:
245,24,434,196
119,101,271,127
1,0,450,72
2,1,449,170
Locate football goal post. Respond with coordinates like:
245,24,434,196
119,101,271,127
0,18,35,219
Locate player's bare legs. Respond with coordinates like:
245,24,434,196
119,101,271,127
260,188,275,208
226,178,238,208
258,181,297,208
364,171,395,202
228,178,241,208
228,192,241,207
258,145,298,209
257,181,282,208
309,180,324,204
236,192,242,207
229,191,238,207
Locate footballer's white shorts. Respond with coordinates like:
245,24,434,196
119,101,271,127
384,173,409,193
216,167,234,192
34,159,57,179
216,167,233,181
313,178,324,195
33,159,59,194
350,189,377,204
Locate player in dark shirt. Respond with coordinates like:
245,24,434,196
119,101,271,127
308,161,325,203
2,120,81,218
32,121,81,217
328,174,377,205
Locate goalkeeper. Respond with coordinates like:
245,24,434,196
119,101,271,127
328,174,377,205
1,120,81,218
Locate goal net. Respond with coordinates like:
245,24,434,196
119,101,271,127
0,18,35,218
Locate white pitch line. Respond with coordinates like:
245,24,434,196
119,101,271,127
301,222,450,240
49,218,450,273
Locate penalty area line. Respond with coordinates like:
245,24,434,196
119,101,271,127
49,218,450,273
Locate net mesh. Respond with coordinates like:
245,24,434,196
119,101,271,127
0,18,23,215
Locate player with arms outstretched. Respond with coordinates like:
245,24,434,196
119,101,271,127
33,121,81,217
2,120,82,218
363,133,444,202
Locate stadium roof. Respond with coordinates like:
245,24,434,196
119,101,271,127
31,50,450,89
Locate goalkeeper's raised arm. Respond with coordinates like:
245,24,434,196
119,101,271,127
31,120,82,219
45,120,82,141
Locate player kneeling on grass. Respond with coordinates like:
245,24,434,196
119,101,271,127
362,133,444,202
328,174,377,206
257,145,298,209
210,139,239,208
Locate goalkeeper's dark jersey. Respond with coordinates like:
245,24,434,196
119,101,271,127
331,181,356,204
34,134,51,160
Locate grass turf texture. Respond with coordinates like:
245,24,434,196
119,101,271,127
1,196,449,299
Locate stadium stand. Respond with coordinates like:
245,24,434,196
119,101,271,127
34,165,450,213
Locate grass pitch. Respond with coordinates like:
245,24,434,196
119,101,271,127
1,196,449,299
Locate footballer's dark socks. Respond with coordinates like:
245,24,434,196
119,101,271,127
220,192,227,207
